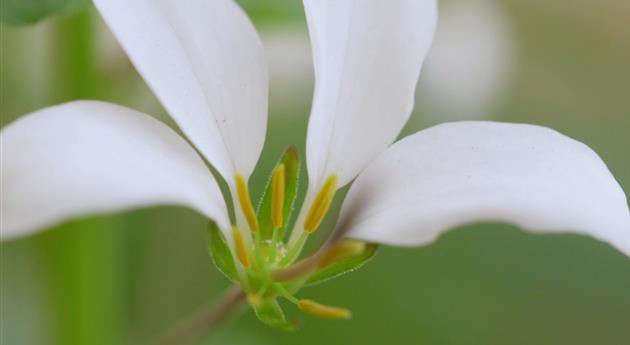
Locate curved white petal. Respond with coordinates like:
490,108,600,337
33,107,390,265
337,122,630,256
304,0,438,190
0,101,230,239
93,0,268,181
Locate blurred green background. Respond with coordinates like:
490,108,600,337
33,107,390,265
2,0,630,344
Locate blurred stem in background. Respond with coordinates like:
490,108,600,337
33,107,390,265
50,7,99,102
35,8,124,345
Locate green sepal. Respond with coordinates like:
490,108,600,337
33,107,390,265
207,222,239,283
250,297,298,330
305,244,379,286
257,145,300,241
1,0,89,26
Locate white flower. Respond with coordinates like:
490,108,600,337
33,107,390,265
1,0,629,324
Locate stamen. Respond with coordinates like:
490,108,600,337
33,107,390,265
271,164,286,228
232,226,251,268
298,299,351,320
318,240,366,268
303,175,338,233
235,174,259,233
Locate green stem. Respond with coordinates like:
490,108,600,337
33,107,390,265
37,8,123,345
152,286,246,345
39,218,124,345
49,8,100,101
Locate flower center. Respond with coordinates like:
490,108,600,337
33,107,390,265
206,146,377,328
231,171,340,285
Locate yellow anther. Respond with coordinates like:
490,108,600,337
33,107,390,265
303,175,338,233
318,240,366,268
298,299,351,320
271,164,286,228
232,227,251,268
235,174,259,233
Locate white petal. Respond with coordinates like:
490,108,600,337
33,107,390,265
93,0,268,180
304,0,438,190
337,122,630,256
0,101,230,239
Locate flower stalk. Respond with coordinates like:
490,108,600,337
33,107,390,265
152,286,246,345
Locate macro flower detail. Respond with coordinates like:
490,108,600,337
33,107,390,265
1,0,629,331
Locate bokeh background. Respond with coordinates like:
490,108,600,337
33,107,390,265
2,0,630,344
